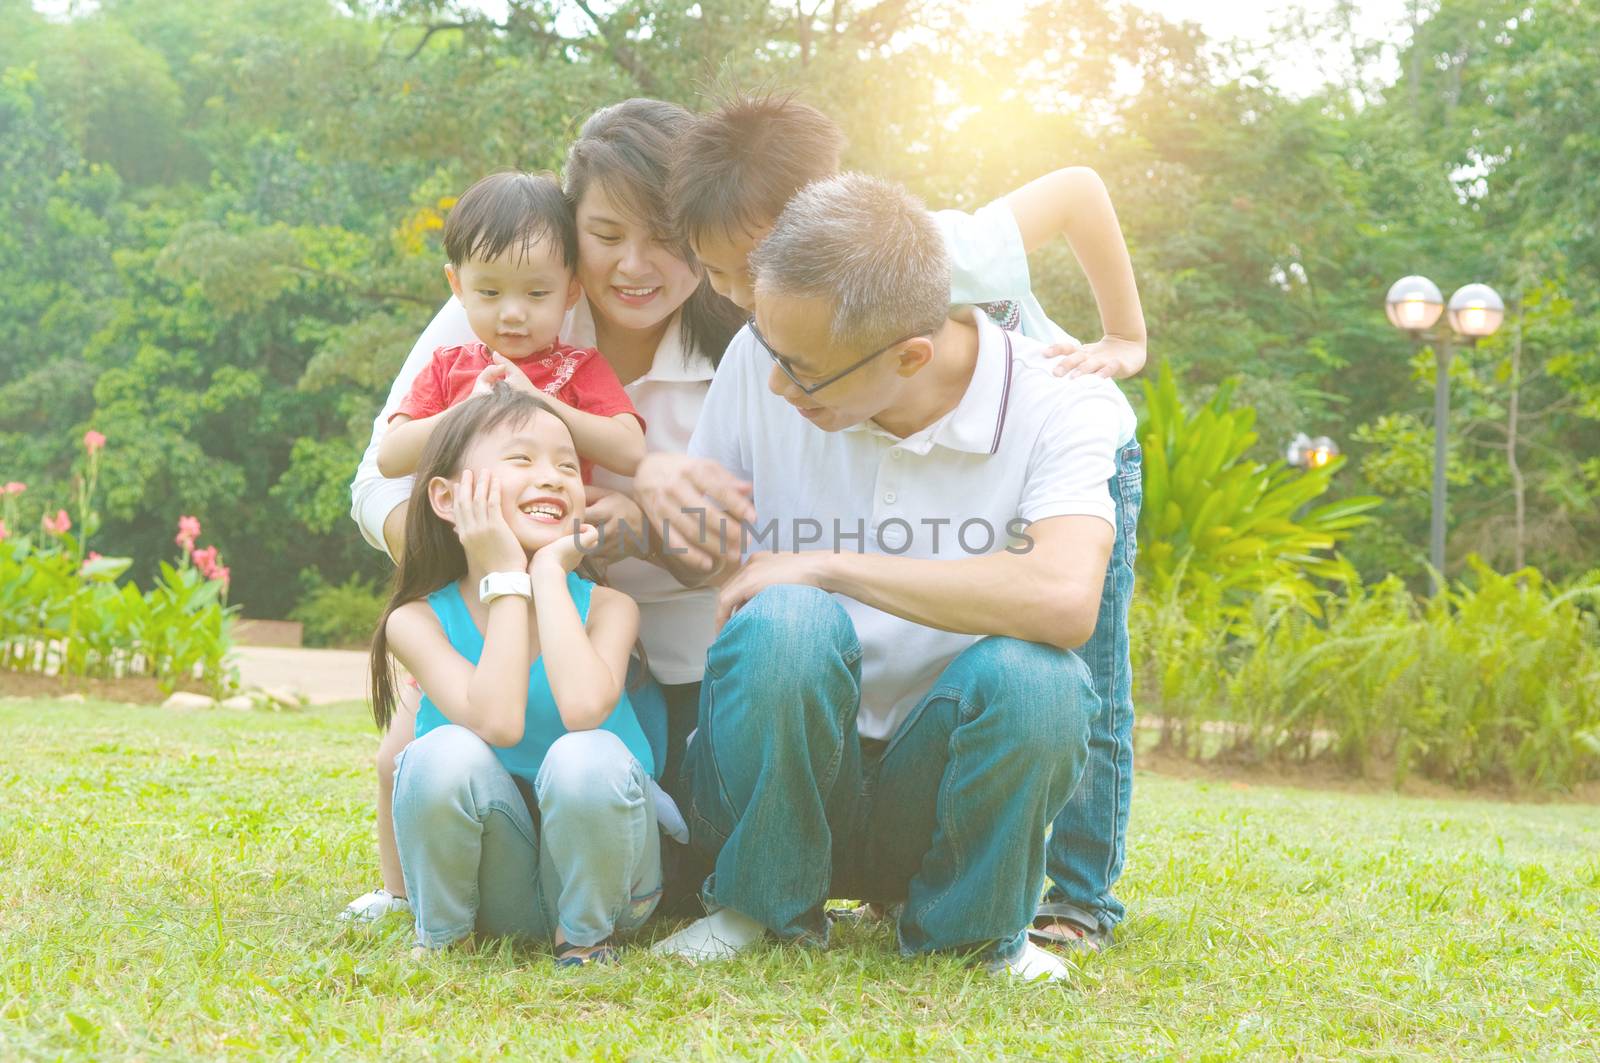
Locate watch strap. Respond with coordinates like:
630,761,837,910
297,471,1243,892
478,571,533,603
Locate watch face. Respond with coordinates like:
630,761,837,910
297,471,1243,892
480,572,531,603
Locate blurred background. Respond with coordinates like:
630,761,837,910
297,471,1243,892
2,0,1596,641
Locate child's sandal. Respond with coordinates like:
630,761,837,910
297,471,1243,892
553,936,619,968
1027,901,1111,953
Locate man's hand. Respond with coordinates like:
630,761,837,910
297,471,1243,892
531,522,600,577
715,551,830,631
1040,335,1146,380
633,453,755,576
583,488,648,564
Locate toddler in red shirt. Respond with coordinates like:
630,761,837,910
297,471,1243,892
377,172,645,484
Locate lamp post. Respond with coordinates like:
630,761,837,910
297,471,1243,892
1384,275,1504,592
1287,433,1340,470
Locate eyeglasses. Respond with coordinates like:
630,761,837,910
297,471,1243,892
748,319,927,396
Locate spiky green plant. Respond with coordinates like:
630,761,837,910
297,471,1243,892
1138,366,1379,613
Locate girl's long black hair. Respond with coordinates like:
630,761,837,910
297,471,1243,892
564,98,746,368
368,387,555,732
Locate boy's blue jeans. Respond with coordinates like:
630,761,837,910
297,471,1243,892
682,585,1096,960
1044,441,1142,935
392,725,662,949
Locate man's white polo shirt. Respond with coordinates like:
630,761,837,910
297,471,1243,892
688,311,1137,740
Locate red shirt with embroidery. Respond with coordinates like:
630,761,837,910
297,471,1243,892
394,342,642,482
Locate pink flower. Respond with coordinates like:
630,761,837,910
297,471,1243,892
43,509,71,535
80,551,103,573
0,519,8,542
2,482,23,496
192,545,219,577
213,565,230,586
83,430,106,455
175,515,201,552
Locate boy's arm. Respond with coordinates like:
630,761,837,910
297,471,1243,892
1003,167,1147,379
351,298,476,556
542,398,646,478
376,413,443,478
492,352,647,476
378,357,517,479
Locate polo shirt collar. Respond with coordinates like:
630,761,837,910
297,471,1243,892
869,311,1015,456
564,296,715,384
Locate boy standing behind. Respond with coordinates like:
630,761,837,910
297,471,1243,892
378,172,645,483
669,94,1145,381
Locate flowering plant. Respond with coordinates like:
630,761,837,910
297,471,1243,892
0,432,235,695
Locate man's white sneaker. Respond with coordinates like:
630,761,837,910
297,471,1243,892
986,940,1069,983
339,887,410,924
651,908,766,962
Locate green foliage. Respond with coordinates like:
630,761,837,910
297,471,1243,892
289,570,386,648
0,531,235,697
1137,365,1379,613
2,0,1597,618
0,438,235,695
1134,558,1600,791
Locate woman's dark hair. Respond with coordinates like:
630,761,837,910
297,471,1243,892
444,171,576,270
564,98,745,366
368,386,557,732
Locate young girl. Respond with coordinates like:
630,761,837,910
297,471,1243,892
369,385,664,965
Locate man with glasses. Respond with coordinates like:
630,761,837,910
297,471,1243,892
635,173,1135,982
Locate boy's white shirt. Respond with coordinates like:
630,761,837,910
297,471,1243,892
349,197,1131,682
936,199,1075,345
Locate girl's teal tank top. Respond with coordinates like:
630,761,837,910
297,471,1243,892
413,572,655,780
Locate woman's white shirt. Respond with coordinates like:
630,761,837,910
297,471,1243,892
349,295,719,685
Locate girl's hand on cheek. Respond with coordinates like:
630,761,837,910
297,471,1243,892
530,522,600,577
453,468,529,573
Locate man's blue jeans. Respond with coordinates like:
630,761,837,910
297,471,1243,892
1044,441,1142,934
682,585,1096,960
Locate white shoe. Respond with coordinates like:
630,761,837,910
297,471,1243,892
986,940,1069,983
339,887,410,924
651,908,766,962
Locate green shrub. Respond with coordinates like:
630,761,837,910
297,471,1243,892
1132,560,1600,791
0,435,235,694
290,571,386,648
1137,365,1379,614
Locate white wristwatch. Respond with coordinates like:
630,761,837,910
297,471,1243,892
478,571,533,604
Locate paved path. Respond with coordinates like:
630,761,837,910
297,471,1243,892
235,646,369,705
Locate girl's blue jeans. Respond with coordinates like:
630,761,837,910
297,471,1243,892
392,725,662,949
1044,441,1142,935
682,584,1097,962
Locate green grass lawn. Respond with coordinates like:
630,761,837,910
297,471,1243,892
2,697,1597,1060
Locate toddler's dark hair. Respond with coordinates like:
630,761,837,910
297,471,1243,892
444,171,577,270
